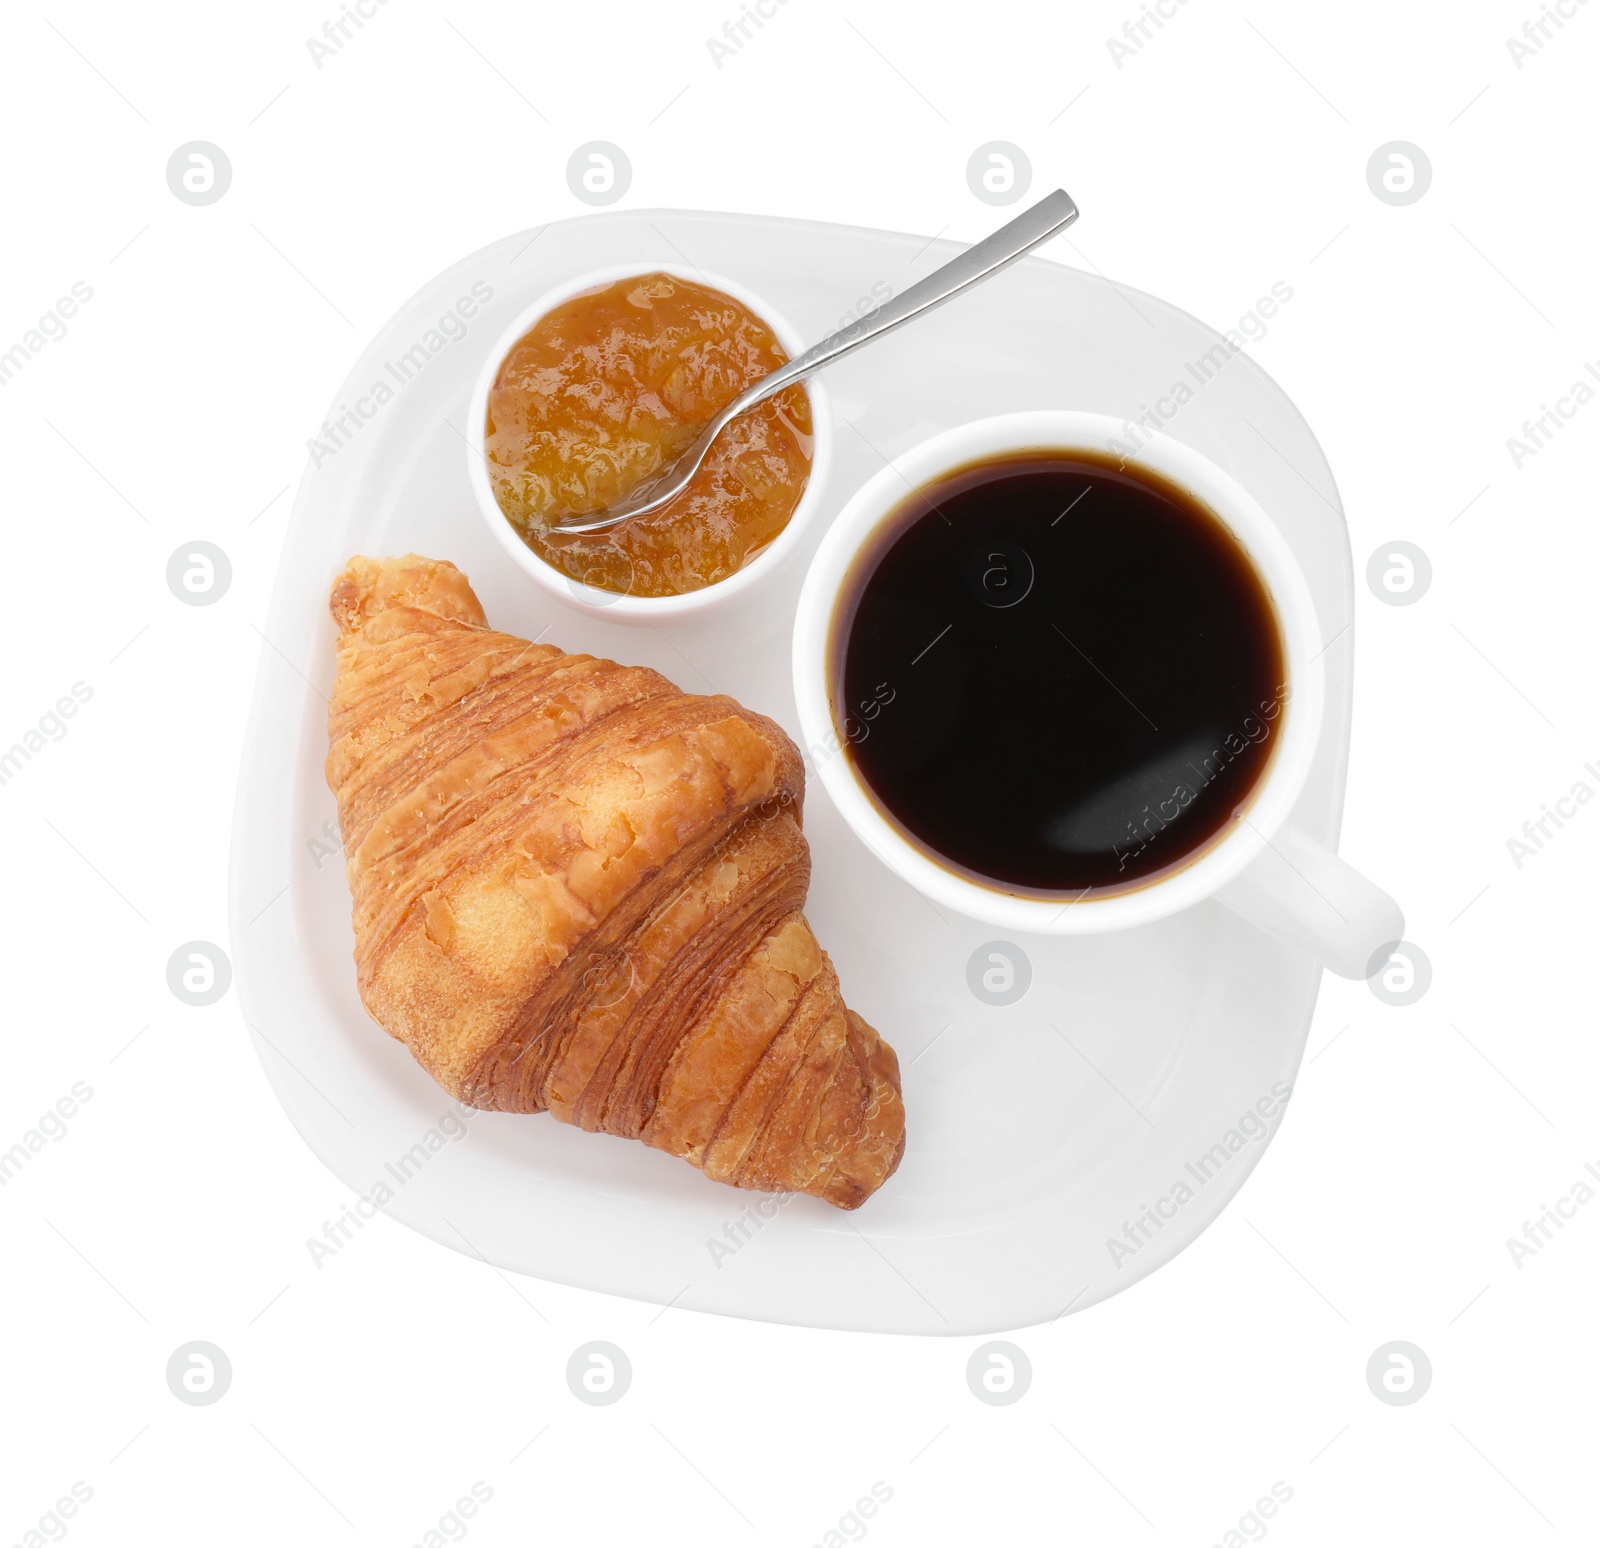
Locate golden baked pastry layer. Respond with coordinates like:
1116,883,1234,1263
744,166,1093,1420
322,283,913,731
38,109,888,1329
325,554,904,1208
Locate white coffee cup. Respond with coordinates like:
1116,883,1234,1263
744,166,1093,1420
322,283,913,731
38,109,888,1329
791,409,1402,979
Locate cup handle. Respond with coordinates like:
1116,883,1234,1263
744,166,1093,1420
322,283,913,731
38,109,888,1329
1214,820,1404,979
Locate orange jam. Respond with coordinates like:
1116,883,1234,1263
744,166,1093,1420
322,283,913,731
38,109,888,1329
484,271,814,597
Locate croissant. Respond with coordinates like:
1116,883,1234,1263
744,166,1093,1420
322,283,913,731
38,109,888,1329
324,554,905,1208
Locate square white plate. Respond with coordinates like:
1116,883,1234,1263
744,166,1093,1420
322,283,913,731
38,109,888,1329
228,209,1354,1334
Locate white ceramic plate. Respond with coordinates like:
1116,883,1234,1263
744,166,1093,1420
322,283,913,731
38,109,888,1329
229,209,1354,1335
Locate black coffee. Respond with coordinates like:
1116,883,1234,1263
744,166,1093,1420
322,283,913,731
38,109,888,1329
832,450,1287,896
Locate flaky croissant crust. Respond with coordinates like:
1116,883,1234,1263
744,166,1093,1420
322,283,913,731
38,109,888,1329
325,555,904,1208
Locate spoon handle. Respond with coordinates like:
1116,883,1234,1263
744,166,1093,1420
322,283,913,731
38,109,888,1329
728,187,1080,417
549,189,1081,534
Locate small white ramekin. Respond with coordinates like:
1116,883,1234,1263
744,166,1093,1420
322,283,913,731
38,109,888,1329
466,262,831,624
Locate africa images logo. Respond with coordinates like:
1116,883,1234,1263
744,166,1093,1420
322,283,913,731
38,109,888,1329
1106,1083,1293,1267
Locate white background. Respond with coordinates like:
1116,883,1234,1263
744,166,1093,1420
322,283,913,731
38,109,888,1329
2,0,1597,1544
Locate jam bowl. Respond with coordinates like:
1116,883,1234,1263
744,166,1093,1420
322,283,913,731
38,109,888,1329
467,263,833,624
